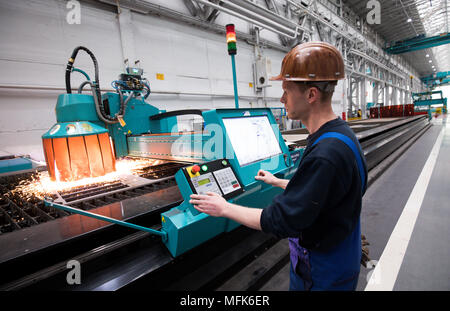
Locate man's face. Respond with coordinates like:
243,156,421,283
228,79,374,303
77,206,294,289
280,81,310,120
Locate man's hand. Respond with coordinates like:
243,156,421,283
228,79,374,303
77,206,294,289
190,192,229,217
191,192,263,231
255,170,279,186
255,170,289,189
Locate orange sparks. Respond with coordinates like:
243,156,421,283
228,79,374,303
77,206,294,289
12,158,166,199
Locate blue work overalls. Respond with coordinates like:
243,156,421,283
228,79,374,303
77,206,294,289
289,132,366,291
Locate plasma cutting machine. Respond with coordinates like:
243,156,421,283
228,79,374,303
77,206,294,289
43,46,301,257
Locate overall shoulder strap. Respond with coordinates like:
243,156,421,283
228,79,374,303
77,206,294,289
312,132,366,192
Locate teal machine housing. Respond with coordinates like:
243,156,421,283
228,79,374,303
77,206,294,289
102,92,178,157
45,106,300,258
160,108,297,257
43,46,303,258
44,92,178,155
412,91,448,119
0,157,32,174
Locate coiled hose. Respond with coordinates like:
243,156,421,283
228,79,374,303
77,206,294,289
66,46,127,124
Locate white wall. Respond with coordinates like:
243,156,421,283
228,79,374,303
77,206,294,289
0,0,125,160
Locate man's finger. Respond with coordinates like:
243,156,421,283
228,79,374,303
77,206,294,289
190,194,209,200
193,205,204,212
193,204,210,212
206,192,220,197
190,199,207,205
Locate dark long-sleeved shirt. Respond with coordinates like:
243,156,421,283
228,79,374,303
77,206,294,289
260,117,367,251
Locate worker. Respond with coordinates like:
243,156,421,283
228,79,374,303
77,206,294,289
190,42,367,291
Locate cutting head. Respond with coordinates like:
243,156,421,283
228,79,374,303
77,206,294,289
42,122,116,182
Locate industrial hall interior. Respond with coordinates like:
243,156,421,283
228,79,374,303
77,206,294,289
1,0,450,292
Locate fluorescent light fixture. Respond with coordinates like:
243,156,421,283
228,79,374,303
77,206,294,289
429,60,432,63
426,54,429,57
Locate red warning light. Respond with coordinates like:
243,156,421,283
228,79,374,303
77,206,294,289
226,24,237,55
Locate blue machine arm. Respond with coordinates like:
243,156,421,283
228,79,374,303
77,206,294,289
44,199,168,241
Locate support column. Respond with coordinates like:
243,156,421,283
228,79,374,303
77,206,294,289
355,79,360,116
342,76,348,119
392,87,397,106
347,78,353,117
372,82,379,104
360,78,367,118
385,85,390,106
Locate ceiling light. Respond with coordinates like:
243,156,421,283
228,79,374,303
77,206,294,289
426,54,429,57
407,18,412,22
429,60,432,63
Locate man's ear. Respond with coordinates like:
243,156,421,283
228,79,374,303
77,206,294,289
308,86,320,103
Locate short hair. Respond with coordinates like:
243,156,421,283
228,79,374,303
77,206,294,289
294,81,337,102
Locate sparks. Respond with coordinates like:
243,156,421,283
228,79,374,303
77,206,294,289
11,157,166,199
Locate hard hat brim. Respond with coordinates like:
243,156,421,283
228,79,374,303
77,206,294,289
269,75,344,82
269,74,283,81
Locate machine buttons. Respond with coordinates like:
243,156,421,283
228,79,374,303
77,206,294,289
181,159,243,206
213,167,241,195
191,165,201,174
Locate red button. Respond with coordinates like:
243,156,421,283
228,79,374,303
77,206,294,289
233,184,239,188
191,165,201,174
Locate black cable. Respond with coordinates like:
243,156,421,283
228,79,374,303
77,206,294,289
65,46,125,123
65,46,100,96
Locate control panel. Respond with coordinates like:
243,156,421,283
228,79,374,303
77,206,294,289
183,159,243,198
179,159,244,215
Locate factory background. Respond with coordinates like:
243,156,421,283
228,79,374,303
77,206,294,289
1,0,440,161
0,0,449,293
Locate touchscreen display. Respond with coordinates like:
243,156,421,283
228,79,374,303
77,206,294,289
222,116,282,166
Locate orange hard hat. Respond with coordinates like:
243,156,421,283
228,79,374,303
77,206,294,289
271,41,345,82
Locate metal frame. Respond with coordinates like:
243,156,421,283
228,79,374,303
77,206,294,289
93,0,431,111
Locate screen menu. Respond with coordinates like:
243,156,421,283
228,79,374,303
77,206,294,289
222,116,282,166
